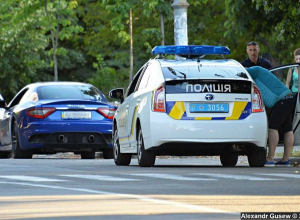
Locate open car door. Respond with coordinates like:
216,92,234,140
269,63,300,142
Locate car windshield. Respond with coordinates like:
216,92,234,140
37,85,106,101
162,66,248,80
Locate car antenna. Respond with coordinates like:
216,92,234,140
197,57,201,72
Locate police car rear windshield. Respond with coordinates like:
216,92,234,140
162,66,248,80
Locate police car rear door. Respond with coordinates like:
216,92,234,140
269,63,300,132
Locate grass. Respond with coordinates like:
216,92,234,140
274,150,300,167
275,150,300,158
291,150,300,157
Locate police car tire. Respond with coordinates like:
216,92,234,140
247,148,266,167
220,153,238,167
81,151,95,159
137,127,155,167
113,128,131,166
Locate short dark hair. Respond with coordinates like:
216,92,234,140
247,41,259,46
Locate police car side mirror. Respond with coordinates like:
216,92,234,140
0,100,6,108
109,88,124,103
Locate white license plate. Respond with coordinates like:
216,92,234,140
190,103,229,113
62,111,91,119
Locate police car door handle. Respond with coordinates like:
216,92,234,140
126,105,129,109
137,99,141,104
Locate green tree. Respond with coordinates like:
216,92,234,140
89,54,127,101
0,1,49,101
0,0,84,100
44,0,84,81
2,0,300,101
253,0,300,42
75,0,130,96
224,0,300,66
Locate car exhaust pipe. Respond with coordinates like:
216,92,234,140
232,144,244,151
88,135,95,143
58,135,65,142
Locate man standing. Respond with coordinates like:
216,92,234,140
246,66,294,167
241,41,273,69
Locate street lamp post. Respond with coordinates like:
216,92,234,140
171,0,189,46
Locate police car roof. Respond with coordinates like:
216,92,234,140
156,58,242,68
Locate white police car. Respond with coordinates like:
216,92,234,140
109,45,268,167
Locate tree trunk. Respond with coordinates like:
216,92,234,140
129,9,133,81
45,0,59,81
160,13,165,46
53,49,58,81
54,11,60,82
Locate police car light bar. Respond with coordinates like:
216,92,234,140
152,45,231,55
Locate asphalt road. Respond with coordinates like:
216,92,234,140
0,156,300,220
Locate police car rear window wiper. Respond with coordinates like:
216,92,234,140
214,74,225,78
237,72,248,78
167,67,186,79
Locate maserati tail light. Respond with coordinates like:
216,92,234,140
26,107,56,119
97,107,116,119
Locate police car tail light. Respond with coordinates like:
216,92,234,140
252,85,264,113
153,85,166,112
97,107,116,119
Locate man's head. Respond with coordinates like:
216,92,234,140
246,41,260,63
294,48,300,63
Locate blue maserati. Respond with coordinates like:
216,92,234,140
0,82,116,159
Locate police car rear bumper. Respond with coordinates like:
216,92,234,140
145,112,268,150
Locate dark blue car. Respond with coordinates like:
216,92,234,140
0,82,116,159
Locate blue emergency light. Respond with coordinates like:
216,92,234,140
152,45,231,55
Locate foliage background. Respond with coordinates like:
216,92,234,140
0,0,299,101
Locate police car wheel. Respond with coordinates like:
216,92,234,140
220,153,238,167
247,148,266,167
137,127,155,167
81,151,95,159
113,127,131,166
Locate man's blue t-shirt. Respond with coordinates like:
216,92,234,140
246,66,291,108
